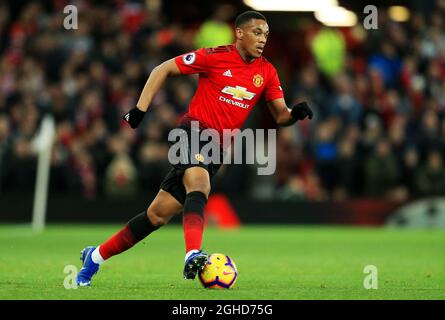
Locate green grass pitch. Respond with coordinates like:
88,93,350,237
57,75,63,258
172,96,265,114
0,224,444,300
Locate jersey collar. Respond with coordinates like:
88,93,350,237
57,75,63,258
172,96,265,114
232,43,258,65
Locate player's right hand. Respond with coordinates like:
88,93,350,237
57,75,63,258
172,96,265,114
123,107,146,129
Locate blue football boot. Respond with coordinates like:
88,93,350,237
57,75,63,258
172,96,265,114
183,250,208,280
76,246,100,287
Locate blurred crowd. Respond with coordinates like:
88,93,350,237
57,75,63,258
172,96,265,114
1,0,445,202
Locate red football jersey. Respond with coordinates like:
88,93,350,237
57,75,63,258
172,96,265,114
174,44,284,134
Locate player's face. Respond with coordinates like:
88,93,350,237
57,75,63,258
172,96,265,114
237,19,269,59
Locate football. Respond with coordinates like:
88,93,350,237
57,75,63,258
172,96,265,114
198,253,238,289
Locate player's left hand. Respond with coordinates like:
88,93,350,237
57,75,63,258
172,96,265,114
291,102,313,121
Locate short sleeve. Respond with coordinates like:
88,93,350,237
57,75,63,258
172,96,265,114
174,48,208,75
265,65,284,102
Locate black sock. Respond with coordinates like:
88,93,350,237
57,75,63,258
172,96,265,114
127,211,160,242
183,191,208,252
183,191,207,217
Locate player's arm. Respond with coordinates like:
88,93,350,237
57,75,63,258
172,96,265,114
136,59,180,112
123,59,181,128
267,98,313,127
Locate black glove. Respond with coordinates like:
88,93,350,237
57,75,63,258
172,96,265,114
291,102,313,121
123,107,146,129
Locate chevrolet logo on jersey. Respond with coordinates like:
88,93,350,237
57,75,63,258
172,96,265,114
221,86,256,101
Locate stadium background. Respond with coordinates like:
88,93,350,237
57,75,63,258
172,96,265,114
0,0,444,300
1,0,445,226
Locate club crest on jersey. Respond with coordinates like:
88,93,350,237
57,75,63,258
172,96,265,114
221,86,255,101
182,52,196,65
253,74,264,87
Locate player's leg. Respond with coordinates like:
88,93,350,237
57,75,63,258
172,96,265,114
76,190,183,286
97,189,183,260
181,166,211,279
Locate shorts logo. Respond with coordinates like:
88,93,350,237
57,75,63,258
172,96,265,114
183,52,196,65
253,74,264,87
194,153,205,162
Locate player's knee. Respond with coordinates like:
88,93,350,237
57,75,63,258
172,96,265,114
183,168,211,196
146,206,169,227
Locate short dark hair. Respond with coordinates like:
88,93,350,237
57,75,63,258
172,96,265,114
235,11,267,28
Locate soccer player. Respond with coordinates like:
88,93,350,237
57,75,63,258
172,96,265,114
76,11,313,286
